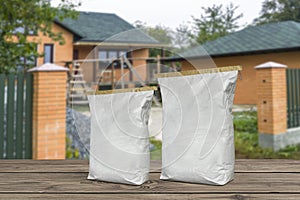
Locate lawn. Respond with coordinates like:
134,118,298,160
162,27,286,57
234,111,300,159
150,111,300,160
72,105,90,113
68,106,300,160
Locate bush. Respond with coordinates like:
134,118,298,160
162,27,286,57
233,111,257,133
150,137,162,160
66,137,80,159
233,111,300,159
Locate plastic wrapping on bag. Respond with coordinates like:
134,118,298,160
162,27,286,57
87,91,153,185
158,70,238,185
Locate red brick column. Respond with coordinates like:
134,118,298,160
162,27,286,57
255,61,287,150
28,63,69,160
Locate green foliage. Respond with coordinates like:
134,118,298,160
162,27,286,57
66,136,80,159
235,131,300,159
149,111,300,160
254,0,300,25
133,21,174,57
0,0,80,74
147,26,173,45
72,105,90,113
150,137,162,160
234,111,300,159
233,111,258,133
173,23,195,50
134,21,173,45
191,3,243,44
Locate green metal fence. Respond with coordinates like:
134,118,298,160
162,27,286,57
286,69,300,128
0,72,33,159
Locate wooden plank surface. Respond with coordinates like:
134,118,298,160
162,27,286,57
0,194,300,200
0,159,299,200
0,159,300,173
0,172,300,194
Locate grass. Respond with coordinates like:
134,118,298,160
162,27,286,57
66,137,80,159
67,106,300,160
150,137,162,160
150,111,300,160
234,111,300,159
71,105,90,113
235,131,300,159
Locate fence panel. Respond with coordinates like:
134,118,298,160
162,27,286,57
0,72,33,159
16,73,24,159
0,74,5,158
286,69,300,128
24,73,33,159
6,74,15,159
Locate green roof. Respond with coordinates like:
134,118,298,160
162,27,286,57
58,11,159,44
178,21,300,58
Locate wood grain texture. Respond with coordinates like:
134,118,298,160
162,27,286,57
1,159,300,173
0,172,300,194
155,66,242,78
88,86,157,95
0,194,300,200
0,159,299,200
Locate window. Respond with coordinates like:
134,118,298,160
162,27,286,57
13,20,37,35
44,44,53,63
119,51,127,57
17,56,37,72
98,49,129,70
73,49,79,60
14,27,37,35
16,44,37,71
108,51,117,59
98,51,107,60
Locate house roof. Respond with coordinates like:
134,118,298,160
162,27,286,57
58,11,160,45
175,21,300,60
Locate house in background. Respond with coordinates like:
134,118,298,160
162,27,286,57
28,11,162,87
170,21,300,105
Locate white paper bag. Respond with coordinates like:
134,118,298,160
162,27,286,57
158,70,238,185
87,90,154,185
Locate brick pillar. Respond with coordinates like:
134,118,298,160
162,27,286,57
28,63,69,160
131,48,149,82
255,61,287,150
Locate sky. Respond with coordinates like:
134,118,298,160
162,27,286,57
52,0,264,30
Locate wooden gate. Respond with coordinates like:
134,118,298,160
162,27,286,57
286,69,300,128
0,72,33,159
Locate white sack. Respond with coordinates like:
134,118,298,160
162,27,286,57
158,70,238,185
87,91,153,185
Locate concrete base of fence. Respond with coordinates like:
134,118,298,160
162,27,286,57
259,128,300,151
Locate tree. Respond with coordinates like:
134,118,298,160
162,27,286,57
190,3,243,44
253,0,300,25
173,23,195,50
133,21,174,57
0,0,81,74
134,21,173,45
147,25,173,45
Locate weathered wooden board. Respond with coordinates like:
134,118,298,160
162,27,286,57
0,160,300,173
0,194,300,200
0,172,300,194
0,159,299,200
